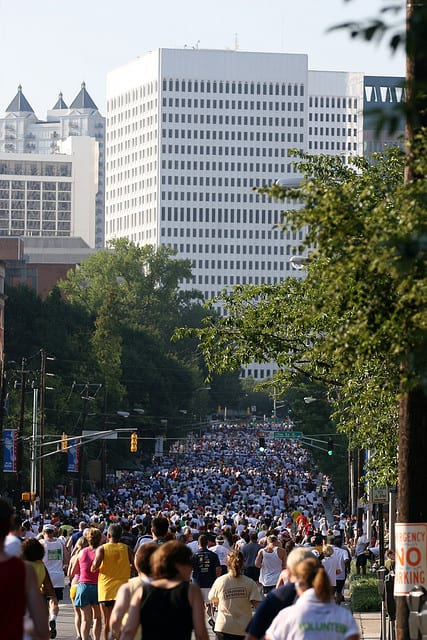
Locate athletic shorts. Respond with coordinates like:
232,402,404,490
98,599,115,607
54,588,64,601
356,553,367,567
69,585,77,600
74,583,99,608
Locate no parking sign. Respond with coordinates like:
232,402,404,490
394,523,427,595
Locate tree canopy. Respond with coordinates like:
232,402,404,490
177,142,427,486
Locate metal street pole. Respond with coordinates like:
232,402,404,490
16,357,27,503
30,387,38,516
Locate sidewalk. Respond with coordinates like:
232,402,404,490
354,611,382,639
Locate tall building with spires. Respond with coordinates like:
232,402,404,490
0,83,105,247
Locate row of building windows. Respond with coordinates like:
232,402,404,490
163,97,304,112
107,82,158,110
162,79,305,97
309,127,357,137
0,191,71,202
188,265,292,279
162,124,303,140
160,223,302,242
309,96,357,109
0,210,71,220
0,180,71,191
308,141,358,151
309,112,357,123
159,160,298,174
0,162,72,177
161,206,281,225
161,144,301,157
162,114,304,128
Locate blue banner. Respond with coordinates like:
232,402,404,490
4,429,16,473
67,438,79,473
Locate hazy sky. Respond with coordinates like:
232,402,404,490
0,0,405,117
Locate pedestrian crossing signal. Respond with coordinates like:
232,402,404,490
130,432,138,452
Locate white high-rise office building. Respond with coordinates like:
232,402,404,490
106,48,364,378
0,84,105,247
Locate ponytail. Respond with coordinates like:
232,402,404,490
295,557,332,603
312,565,332,602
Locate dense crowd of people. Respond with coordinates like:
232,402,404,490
1,422,376,639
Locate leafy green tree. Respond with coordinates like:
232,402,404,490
59,238,202,404
178,146,406,486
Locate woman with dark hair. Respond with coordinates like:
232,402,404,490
120,540,209,640
209,549,261,640
265,557,359,640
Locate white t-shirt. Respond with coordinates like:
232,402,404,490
41,538,65,588
208,573,261,635
266,588,359,640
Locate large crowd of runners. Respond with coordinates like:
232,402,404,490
2,422,377,639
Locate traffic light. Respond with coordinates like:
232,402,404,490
327,437,334,456
259,436,266,452
130,432,138,453
61,432,68,451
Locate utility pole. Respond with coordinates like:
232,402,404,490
77,384,89,511
16,357,27,503
39,350,46,512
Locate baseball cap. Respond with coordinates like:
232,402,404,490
43,524,55,532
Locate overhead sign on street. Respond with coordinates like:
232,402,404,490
82,430,118,440
273,431,303,439
394,523,427,595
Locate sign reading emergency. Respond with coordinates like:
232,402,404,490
394,523,427,595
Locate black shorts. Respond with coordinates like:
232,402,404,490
53,588,63,601
356,554,367,567
99,600,115,607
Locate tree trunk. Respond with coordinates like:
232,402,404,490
396,388,427,639
396,2,427,638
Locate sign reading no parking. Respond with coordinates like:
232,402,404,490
394,523,427,595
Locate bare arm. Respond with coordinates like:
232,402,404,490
110,583,132,639
255,549,263,569
25,562,49,640
67,549,81,578
91,544,104,572
119,587,142,640
189,583,210,640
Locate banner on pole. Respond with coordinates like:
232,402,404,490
3,429,16,472
67,438,79,473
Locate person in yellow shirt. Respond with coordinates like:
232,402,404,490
91,524,133,640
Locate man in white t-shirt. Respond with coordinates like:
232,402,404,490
210,535,229,574
40,524,67,638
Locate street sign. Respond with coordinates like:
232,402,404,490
82,430,118,440
394,523,427,595
273,431,303,439
371,487,389,504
